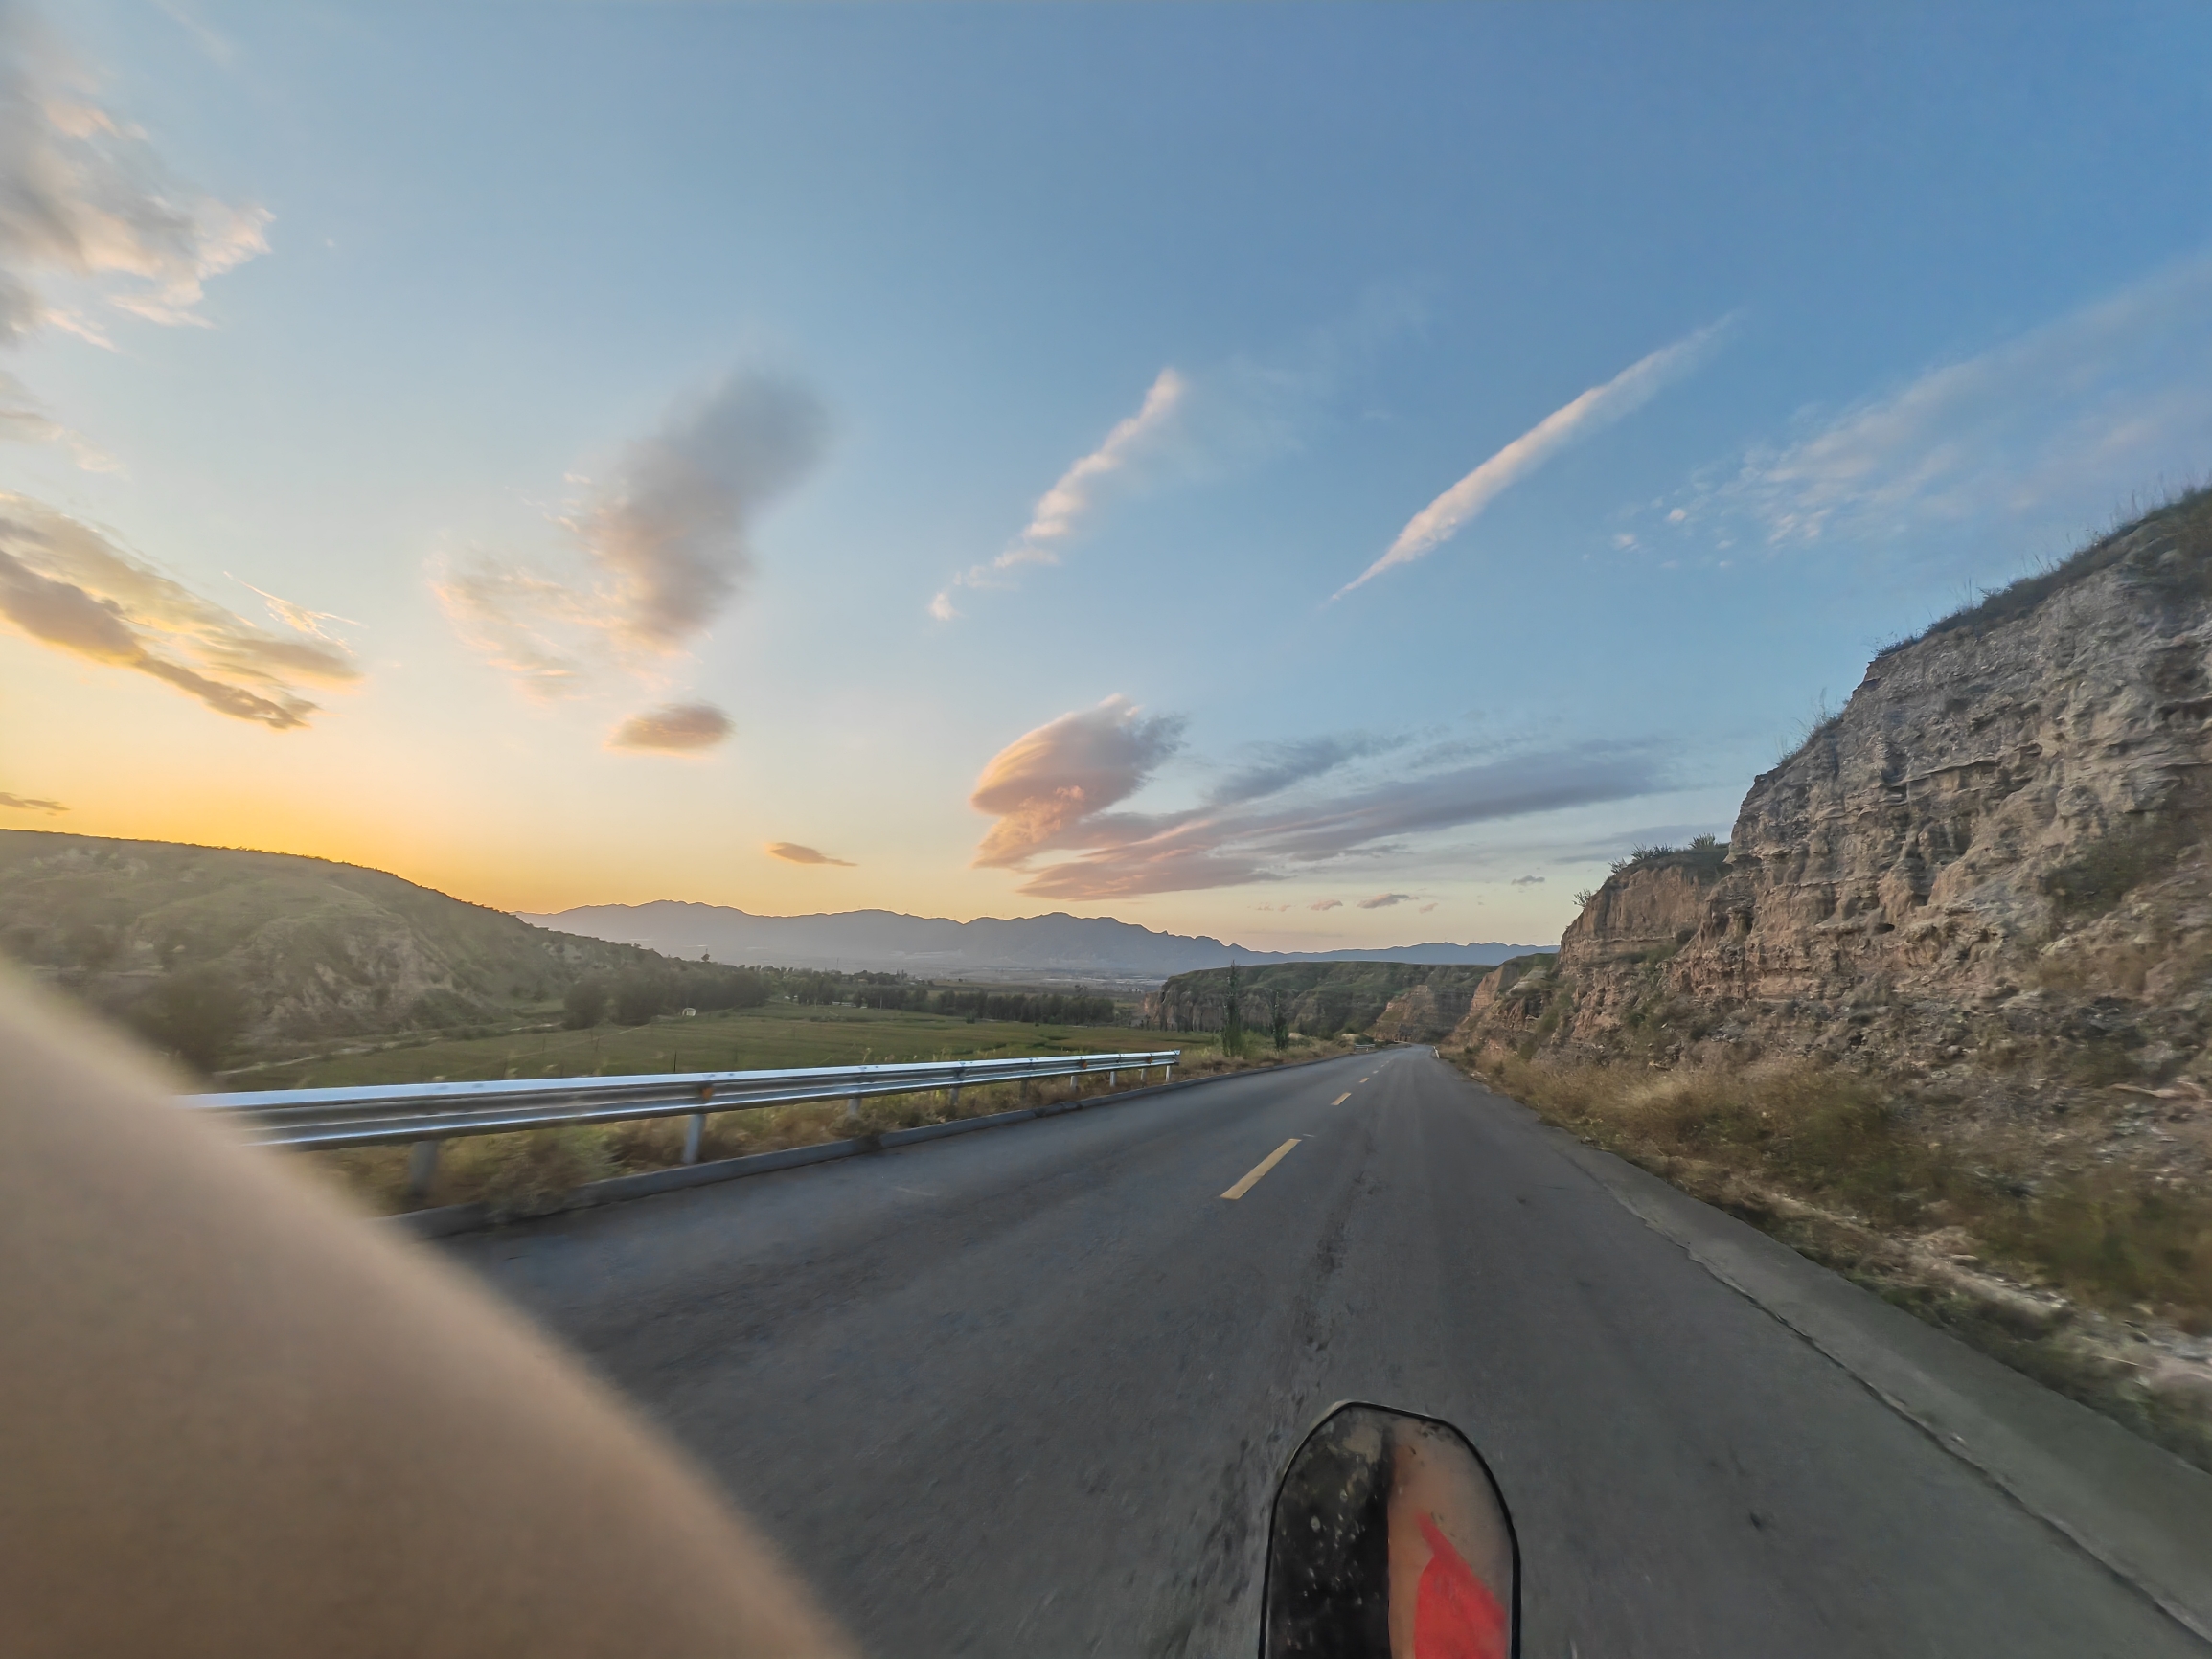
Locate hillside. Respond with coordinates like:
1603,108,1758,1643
1447,489,2212,1466
521,898,1547,981
0,830,672,1064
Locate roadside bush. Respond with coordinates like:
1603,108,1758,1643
611,966,670,1026
128,966,252,1074
562,977,608,1029
673,965,768,1012
440,1126,617,1216
1985,1180,2212,1327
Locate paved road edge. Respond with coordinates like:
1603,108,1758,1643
390,1050,1362,1240
1444,1065,2212,1644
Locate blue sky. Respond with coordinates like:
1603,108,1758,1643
4,1,2211,948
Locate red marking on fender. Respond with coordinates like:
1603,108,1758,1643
1413,1513,1508,1659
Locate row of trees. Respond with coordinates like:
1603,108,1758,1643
562,963,773,1029
924,988,1121,1024
1212,965,1293,1058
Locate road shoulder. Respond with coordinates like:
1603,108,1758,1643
1448,1066,2212,1645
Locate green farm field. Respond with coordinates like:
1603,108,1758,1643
212,1002,1198,1093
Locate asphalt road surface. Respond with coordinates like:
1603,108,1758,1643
445,1050,2203,1657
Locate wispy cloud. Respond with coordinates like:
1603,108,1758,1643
930,291,1428,620
0,11,269,351
234,578,355,643
1336,318,1730,599
1357,893,1415,910
0,8,316,726
1308,898,1342,911
1417,901,1438,914
437,369,827,746
1676,254,2212,557
970,698,1668,899
148,0,236,66
932,369,1186,619
765,841,855,868
0,497,358,727
1205,732,1399,807
1510,874,1545,887
432,562,599,700
607,702,731,753
0,790,63,811
571,373,828,651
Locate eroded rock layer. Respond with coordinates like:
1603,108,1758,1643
1456,494,2212,1091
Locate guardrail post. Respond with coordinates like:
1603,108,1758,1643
846,1092,861,1122
1164,1058,1174,1081
682,1114,705,1164
948,1084,962,1112
407,1140,441,1199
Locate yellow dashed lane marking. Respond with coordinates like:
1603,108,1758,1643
1331,1092,1351,1106
1221,1138,1302,1201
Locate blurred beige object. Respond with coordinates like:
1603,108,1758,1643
0,970,854,1659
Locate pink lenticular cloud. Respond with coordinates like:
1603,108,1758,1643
969,694,1186,869
968,695,1666,899
766,841,855,867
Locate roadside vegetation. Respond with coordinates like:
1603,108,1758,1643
271,1001,1355,1218
1152,959,1513,1041
1460,1048,2212,1471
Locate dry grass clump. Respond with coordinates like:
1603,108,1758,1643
1473,1051,2212,1333
1982,1180,2212,1332
445,1127,617,1214
1469,1046,2212,1467
307,1044,1327,1217
319,1125,617,1217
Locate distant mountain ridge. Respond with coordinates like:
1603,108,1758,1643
517,899,1554,981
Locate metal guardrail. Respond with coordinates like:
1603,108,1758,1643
189,1050,1183,1194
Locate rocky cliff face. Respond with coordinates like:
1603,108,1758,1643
1368,981,1458,1043
1455,492,2212,1108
